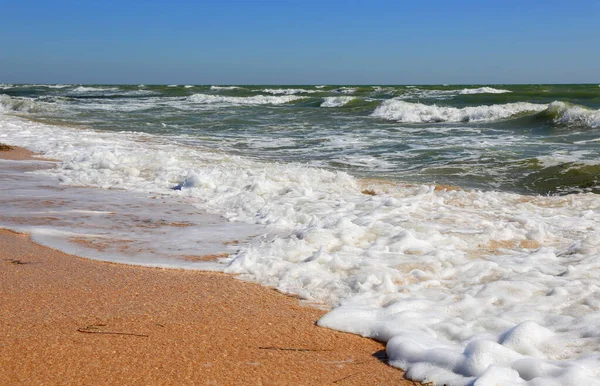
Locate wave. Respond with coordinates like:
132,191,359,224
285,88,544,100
66,86,157,97
459,86,512,94
320,96,356,107
71,86,120,93
0,95,40,113
210,86,243,91
333,87,357,94
543,101,600,129
188,93,305,105
371,100,545,123
262,88,317,95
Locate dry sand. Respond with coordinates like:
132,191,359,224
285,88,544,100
0,145,419,385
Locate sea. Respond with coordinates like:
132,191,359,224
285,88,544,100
1,83,600,385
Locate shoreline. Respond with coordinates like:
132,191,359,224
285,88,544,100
0,145,417,385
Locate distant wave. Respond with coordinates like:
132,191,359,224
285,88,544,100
321,96,356,107
188,93,304,105
458,86,512,94
397,87,511,100
334,87,357,94
71,86,120,93
372,100,545,123
262,88,318,95
210,86,243,91
66,86,157,97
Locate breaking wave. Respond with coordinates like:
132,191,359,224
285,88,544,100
458,86,512,94
262,88,318,95
210,86,244,91
66,86,157,97
188,93,305,105
320,96,356,107
0,95,41,113
371,100,545,123
543,101,600,129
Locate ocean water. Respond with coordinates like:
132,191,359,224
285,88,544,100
1,84,600,385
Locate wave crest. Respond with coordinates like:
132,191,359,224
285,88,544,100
210,86,243,91
459,86,512,94
262,88,317,95
0,95,40,113
545,101,600,129
188,93,304,105
371,100,545,123
321,96,356,107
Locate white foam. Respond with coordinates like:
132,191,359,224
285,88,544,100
3,112,600,385
262,88,317,95
0,95,44,113
335,87,357,94
188,93,304,105
547,101,600,129
71,86,119,92
210,85,243,90
66,86,156,97
321,96,356,107
459,87,512,94
372,100,546,123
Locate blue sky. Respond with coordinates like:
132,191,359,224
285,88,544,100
1,0,598,84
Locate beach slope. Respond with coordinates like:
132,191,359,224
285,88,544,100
0,146,416,385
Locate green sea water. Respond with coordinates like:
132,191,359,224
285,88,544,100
1,83,599,195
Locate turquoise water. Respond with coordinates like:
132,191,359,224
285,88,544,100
1,83,600,194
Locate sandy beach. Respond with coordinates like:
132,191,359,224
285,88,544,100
0,145,416,385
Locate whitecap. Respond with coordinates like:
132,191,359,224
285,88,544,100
371,100,546,123
320,96,356,107
188,93,304,105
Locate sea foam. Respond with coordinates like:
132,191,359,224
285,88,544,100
189,93,304,105
262,88,318,95
321,96,356,107
459,87,512,94
372,100,546,123
546,101,600,129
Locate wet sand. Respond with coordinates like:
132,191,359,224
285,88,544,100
0,145,417,385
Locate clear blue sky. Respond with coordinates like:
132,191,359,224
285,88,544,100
1,0,598,85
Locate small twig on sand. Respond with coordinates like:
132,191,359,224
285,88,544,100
258,346,331,352
331,372,361,384
0,143,14,151
77,325,148,337
6,259,29,265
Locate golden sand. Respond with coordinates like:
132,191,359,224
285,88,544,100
0,146,418,385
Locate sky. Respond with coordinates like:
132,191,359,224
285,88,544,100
1,0,598,85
